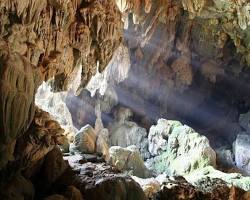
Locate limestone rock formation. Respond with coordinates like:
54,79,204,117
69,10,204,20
0,0,123,171
148,119,173,156
109,107,150,159
35,82,77,137
0,51,40,169
109,146,151,178
146,119,216,175
234,134,250,175
95,128,110,161
13,107,66,170
215,146,235,169
36,147,69,193
185,166,250,192
70,125,97,154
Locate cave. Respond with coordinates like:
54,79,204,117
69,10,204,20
1,0,250,199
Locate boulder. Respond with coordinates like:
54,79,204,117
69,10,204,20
132,176,161,199
234,134,250,175
109,107,150,159
148,119,181,156
145,119,216,175
96,128,110,161
215,146,235,168
109,146,151,178
71,125,97,154
36,147,69,194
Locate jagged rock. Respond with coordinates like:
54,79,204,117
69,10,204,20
96,129,110,161
39,147,69,189
109,146,151,178
132,176,161,199
71,125,97,154
35,82,77,140
215,146,235,169
148,119,174,156
145,119,216,175
53,162,146,200
133,172,250,200
86,44,130,97
109,107,150,159
234,134,250,175
60,136,70,154
13,107,66,170
185,166,250,192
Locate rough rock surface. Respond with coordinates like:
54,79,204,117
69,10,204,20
148,119,172,156
54,157,147,200
35,82,77,140
108,107,150,159
0,0,123,170
35,147,69,193
13,107,66,170
70,125,97,154
215,146,235,169
145,119,216,175
185,166,250,192
133,174,250,200
234,134,250,175
109,145,151,178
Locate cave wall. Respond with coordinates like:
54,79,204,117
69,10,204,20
0,0,123,169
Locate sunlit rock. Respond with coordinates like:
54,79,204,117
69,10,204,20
96,129,110,161
132,176,161,199
36,82,76,133
109,107,150,159
148,119,174,156
109,146,151,178
234,134,250,175
70,125,97,154
146,120,216,175
185,166,250,191
86,44,130,96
